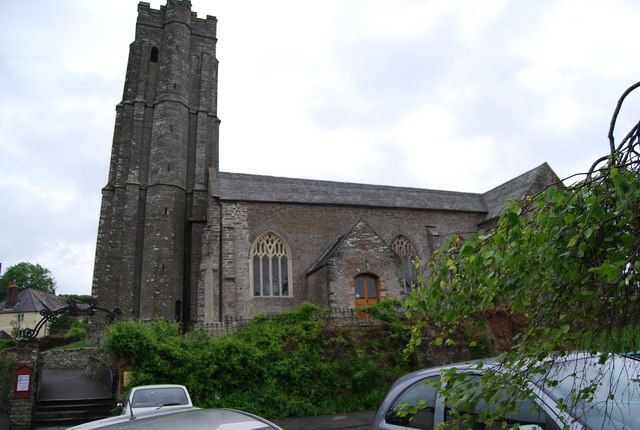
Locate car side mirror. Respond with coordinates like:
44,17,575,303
514,425,543,430
117,402,123,408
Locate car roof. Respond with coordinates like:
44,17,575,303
130,384,187,390
94,408,280,430
390,358,498,388
390,352,618,392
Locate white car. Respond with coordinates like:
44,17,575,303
121,384,194,416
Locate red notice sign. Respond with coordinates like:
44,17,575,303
14,365,34,399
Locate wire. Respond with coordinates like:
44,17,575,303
50,261,94,270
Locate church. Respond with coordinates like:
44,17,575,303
91,0,559,327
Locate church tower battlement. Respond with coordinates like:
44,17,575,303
92,0,220,324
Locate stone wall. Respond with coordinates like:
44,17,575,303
41,348,113,371
325,220,404,309
209,200,483,320
9,341,39,430
41,348,117,395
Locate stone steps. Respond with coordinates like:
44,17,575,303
34,397,115,427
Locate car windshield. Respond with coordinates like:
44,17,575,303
535,355,640,429
131,387,188,408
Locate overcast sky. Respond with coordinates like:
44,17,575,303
2,0,640,295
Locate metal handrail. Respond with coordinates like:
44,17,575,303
87,355,116,394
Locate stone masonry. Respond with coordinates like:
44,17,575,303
92,0,219,324
9,341,39,430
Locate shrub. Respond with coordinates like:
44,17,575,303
0,351,15,413
0,339,16,352
65,317,88,341
103,303,417,418
48,314,73,335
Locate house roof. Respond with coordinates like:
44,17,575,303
217,163,557,216
0,289,67,314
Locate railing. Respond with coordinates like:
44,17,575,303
86,355,117,394
187,308,381,337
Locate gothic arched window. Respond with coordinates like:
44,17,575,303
390,235,419,292
250,232,292,297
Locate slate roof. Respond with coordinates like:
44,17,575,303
481,162,559,222
217,163,556,215
306,234,346,276
218,172,487,212
0,289,67,313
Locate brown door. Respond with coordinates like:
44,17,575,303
355,274,380,316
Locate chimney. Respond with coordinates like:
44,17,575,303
5,279,17,309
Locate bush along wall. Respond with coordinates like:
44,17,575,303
103,302,429,418
0,350,16,414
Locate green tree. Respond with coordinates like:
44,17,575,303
404,84,640,426
0,262,56,301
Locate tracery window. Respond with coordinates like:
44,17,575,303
250,232,292,297
390,235,419,291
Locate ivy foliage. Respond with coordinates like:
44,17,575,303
404,163,640,426
103,303,412,418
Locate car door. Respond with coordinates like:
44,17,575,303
439,374,564,430
379,376,441,430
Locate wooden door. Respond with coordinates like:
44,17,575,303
355,274,380,309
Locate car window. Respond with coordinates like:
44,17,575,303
535,355,640,430
385,376,440,430
443,375,559,430
131,387,189,408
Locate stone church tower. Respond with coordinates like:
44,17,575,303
92,0,219,324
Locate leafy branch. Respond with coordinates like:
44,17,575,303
402,82,640,427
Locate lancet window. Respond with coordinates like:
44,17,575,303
150,46,159,63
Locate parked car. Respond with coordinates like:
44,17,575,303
120,384,193,415
372,353,640,430
69,407,283,430
67,384,195,430
67,406,198,430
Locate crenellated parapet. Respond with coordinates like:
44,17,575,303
136,1,216,39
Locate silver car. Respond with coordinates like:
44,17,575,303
68,408,283,430
121,384,193,416
372,353,640,430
